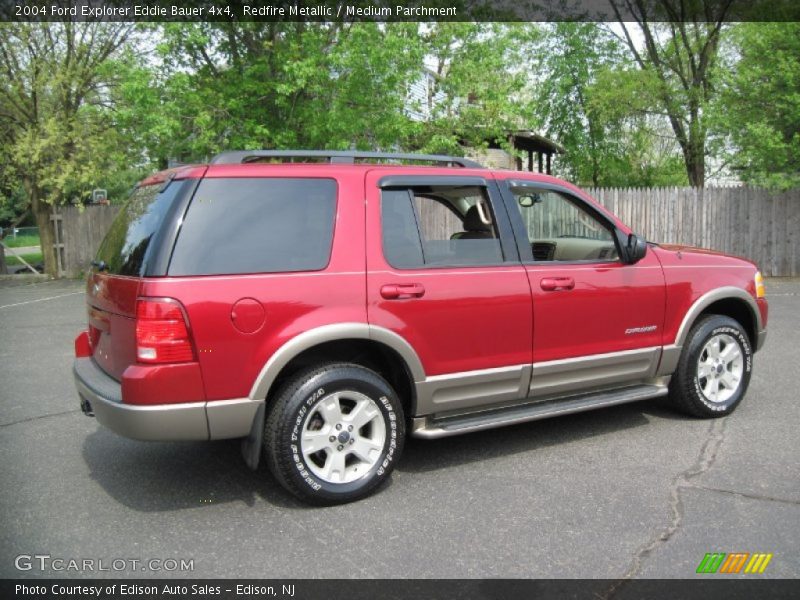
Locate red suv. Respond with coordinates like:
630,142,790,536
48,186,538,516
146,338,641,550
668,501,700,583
73,151,768,504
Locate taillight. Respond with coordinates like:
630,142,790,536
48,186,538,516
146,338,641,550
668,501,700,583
135,298,195,364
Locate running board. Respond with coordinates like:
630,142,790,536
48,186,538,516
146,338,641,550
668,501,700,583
411,383,668,439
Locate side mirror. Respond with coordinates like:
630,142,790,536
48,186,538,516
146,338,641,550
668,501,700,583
626,233,647,264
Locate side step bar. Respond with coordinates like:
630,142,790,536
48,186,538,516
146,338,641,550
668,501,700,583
411,383,668,439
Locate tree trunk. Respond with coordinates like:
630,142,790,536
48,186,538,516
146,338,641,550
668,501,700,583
686,141,705,188
27,182,58,277
0,242,7,275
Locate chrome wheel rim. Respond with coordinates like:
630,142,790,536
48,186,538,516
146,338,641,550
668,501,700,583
697,333,744,404
300,391,386,484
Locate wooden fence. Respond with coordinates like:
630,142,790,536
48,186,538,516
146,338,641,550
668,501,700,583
52,205,120,278
585,187,799,277
51,187,798,278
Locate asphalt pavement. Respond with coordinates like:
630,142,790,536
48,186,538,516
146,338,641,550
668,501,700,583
0,277,798,579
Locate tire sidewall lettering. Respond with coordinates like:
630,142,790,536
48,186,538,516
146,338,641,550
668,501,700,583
692,324,752,411
287,381,401,493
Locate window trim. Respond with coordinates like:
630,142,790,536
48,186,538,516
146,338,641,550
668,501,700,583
498,180,627,266
378,175,488,189
380,178,520,271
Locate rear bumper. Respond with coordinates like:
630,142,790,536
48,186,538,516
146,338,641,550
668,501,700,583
73,358,261,441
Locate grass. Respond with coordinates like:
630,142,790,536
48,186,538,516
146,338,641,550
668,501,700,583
3,234,41,248
4,251,43,268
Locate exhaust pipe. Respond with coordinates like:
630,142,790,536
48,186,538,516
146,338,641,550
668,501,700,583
80,396,94,417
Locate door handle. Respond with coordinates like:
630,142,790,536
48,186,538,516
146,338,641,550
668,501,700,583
540,277,575,291
380,283,426,299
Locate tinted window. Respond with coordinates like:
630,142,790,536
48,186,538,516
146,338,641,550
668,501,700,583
169,178,336,276
95,181,185,276
382,186,503,268
382,190,425,268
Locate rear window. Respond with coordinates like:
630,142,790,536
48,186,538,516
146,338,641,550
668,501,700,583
95,181,185,276
168,178,337,276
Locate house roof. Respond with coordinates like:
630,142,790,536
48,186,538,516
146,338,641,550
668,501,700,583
483,130,564,154
510,130,565,154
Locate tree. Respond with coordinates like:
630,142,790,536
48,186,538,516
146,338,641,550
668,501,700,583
410,23,535,155
714,22,800,189
530,23,617,186
527,22,686,186
0,22,133,276
130,23,534,164
134,22,425,163
608,0,733,186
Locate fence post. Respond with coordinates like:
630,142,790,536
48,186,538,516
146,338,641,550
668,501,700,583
50,208,66,278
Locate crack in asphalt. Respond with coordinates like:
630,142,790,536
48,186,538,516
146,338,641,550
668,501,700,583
599,418,728,598
0,409,81,429
623,417,728,577
688,484,800,507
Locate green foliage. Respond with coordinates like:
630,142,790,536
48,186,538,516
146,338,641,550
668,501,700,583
134,22,426,161
3,251,42,267
1,17,799,270
714,23,800,189
0,22,134,274
0,183,27,227
411,23,537,154
529,23,686,187
0,23,135,205
3,234,41,248
605,2,733,186
116,23,534,163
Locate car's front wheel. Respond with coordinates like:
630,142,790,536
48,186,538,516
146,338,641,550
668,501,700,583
668,315,753,417
264,363,405,504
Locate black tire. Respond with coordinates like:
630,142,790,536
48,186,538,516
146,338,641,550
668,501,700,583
264,363,405,505
668,315,753,418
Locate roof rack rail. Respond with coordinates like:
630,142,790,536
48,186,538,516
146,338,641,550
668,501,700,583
210,150,484,169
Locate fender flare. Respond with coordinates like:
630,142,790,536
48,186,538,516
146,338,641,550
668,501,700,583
673,286,762,349
658,286,762,377
241,323,424,471
248,322,425,401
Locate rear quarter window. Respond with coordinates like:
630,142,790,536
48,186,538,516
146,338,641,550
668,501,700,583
168,178,337,276
95,181,186,276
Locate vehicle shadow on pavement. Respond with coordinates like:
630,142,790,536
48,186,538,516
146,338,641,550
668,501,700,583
81,431,304,511
399,399,689,474
81,399,687,511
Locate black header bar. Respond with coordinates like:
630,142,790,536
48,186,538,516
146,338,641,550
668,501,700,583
2,0,800,22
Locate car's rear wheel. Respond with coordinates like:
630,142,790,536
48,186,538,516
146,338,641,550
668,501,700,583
264,363,405,504
668,315,753,417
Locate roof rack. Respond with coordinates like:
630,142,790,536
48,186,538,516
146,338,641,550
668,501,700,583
210,150,484,169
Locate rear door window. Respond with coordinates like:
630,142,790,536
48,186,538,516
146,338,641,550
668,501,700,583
168,178,337,276
381,185,504,268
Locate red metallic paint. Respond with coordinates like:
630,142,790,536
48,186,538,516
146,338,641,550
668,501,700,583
121,363,206,406
652,245,765,344
74,330,91,358
758,298,769,329
364,167,534,376
137,166,367,401
76,164,767,410
526,257,667,362
86,273,140,381
230,298,267,334
493,171,666,361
